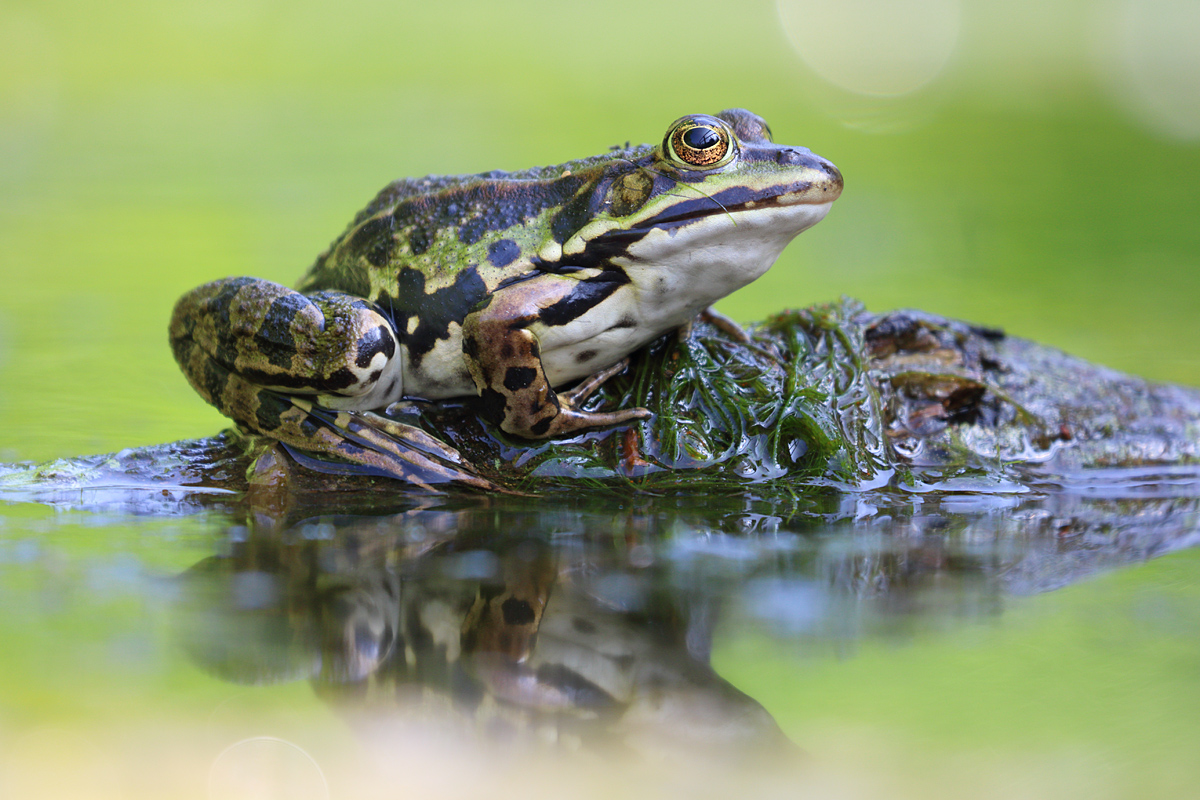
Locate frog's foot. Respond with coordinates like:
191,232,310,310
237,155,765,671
486,367,650,440
553,358,652,435
271,396,502,492
559,357,633,406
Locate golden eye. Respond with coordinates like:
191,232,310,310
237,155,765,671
664,117,736,169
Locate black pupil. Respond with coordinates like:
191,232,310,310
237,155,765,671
683,126,721,150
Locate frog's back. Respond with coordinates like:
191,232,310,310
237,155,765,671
297,147,653,300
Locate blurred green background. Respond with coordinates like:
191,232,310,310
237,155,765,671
3,4,1198,796
1,0,1198,463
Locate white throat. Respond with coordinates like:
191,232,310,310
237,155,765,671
620,201,833,330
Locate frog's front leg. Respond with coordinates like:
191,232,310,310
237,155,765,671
461,272,651,439
170,277,493,490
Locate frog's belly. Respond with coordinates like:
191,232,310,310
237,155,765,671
535,285,667,387
375,284,667,403
401,328,477,400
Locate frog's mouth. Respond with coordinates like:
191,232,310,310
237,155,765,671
617,156,843,232
640,186,833,231
589,180,839,257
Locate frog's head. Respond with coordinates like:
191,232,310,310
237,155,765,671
556,109,842,309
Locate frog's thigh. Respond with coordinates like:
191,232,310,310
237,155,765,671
461,272,647,439
170,278,401,421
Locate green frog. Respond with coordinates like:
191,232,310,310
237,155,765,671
169,109,842,488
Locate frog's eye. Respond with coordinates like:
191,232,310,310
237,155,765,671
664,117,737,169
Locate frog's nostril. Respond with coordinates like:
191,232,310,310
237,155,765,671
775,148,805,165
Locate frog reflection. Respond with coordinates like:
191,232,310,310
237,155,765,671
175,515,792,756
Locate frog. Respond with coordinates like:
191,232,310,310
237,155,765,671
169,109,843,489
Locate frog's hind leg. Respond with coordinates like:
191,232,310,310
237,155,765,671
170,277,401,406
170,277,496,491
252,392,497,492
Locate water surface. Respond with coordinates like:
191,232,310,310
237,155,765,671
2,470,1198,799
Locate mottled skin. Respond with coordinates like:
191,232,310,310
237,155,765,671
170,109,843,487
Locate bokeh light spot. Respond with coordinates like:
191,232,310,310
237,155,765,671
1092,0,1200,141
776,0,962,96
209,737,329,800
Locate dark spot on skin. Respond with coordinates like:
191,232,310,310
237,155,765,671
503,366,537,391
258,293,313,369
238,363,357,393
478,388,507,424
212,276,259,305
355,324,396,368
575,349,596,364
408,227,431,255
529,417,552,436
298,412,321,437
572,617,597,634
324,367,358,391
348,215,396,267
204,277,260,372
331,439,368,465
368,369,381,382
458,217,486,245
253,391,287,434
540,272,629,327
612,315,638,330
550,185,600,244
501,597,536,626
567,234,634,270
487,238,521,268
393,174,592,247
376,267,489,365
303,157,660,298
199,359,229,406
499,341,515,360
